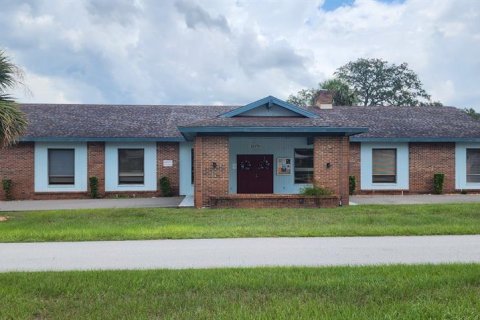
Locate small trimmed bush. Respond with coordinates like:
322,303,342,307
159,176,172,197
433,173,445,194
300,186,332,196
2,179,13,201
349,176,356,195
89,177,100,199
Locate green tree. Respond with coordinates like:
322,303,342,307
320,78,357,106
335,58,431,106
419,101,443,107
465,108,480,120
286,88,317,107
0,50,27,147
287,79,356,107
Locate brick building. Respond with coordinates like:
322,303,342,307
1,95,480,208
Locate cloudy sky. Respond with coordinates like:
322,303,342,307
1,0,479,109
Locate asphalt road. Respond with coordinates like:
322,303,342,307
1,235,479,272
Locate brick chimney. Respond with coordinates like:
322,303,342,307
314,90,333,109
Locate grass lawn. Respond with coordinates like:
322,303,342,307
1,264,479,319
1,203,480,242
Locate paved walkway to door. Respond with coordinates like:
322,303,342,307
350,194,480,205
1,235,479,272
0,197,184,212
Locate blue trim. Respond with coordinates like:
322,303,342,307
179,126,367,133
351,137,480,143
219,96,319,119
178,126,368,141
21,137,185,142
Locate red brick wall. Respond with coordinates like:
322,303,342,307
211,194,339,208
349,142,361,194
88,142,105,197
194,136,229,208
313,136,349,205
409,142,455,193
0,141,182,200
0,142,34,200
0,139,463,201
157,142,179,196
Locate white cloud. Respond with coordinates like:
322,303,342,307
0,0,479,110
10,68,105,104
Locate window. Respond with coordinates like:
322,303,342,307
294,149,313,183
467,149,480,183
191,148,195,184
372,149,397,183
118,149,144,184
48,149,75,185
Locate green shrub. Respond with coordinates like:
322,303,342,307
2,179,13,201
89,177,100,199
433,173,445,194
300,186,332,196
349,176,356,195
159,176,172,197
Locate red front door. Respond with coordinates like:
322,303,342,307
237,154,274,194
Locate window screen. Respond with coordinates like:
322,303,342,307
467,149,480,183
372,149,397,183
118,149,144,184
48,149,75,185
294,149,314,184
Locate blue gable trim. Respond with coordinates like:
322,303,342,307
219,96,318,119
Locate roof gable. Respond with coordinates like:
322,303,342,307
219,96,318,118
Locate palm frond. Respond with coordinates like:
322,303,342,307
0,100,28,147
0,50,25,95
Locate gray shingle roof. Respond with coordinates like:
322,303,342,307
20,103,480,141
310,106,480,139
21,104,236,140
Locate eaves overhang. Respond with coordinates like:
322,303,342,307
20,136,186,142
178,126,368,141
350,137,480,143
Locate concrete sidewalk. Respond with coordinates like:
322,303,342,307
351,194,480,205
1,235,479,272
0,197,184,212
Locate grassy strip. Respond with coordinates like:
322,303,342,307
1,264,479,319
1,203,480,242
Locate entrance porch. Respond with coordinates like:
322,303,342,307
177,95,366,208
191,135,351,208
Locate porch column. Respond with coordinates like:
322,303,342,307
194,136,229,208
313,136,350,206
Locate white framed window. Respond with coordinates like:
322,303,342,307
118,149,145,185
34,142,88,192
48,149,75,185
105,142,157,192
456,143,480,189
372,148,397,183
466,149,480,183
360,143,409,190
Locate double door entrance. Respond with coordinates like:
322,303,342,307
237,154,274,194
